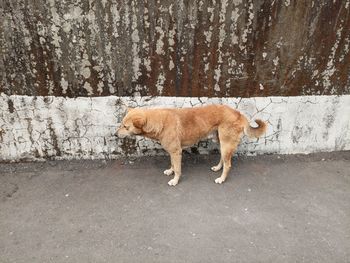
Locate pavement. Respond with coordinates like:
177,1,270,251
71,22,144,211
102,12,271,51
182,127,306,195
0,151,350,263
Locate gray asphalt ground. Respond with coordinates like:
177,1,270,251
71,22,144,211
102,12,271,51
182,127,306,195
1,151,350,263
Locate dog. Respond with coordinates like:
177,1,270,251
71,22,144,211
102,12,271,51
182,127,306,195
117,104,266,186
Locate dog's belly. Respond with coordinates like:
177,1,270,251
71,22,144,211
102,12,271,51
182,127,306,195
181,130,218,147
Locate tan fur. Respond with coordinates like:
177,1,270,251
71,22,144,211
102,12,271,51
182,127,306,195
117,104,267,186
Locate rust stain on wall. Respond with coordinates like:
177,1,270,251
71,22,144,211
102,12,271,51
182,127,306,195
1,0,349,98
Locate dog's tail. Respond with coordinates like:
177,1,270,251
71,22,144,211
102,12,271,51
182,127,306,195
242,116,267,139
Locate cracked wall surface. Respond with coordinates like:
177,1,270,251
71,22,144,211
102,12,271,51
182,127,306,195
1,0,350,97
1,94,349,161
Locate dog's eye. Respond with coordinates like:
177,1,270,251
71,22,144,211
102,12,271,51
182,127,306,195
124,125,129,130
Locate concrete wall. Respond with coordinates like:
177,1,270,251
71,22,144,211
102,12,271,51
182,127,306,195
1,94,349,161
0,0,349,161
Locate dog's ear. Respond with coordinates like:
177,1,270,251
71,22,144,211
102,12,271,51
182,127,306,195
132,115,146,129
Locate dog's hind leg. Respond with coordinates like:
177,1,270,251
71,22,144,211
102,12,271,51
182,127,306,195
214,142,238,184
214,127,241,184
211,132,222,172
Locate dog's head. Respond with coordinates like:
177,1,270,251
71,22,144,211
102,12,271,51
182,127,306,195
116,108,146,138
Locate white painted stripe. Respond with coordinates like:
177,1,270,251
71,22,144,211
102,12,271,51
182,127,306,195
0,93,349,161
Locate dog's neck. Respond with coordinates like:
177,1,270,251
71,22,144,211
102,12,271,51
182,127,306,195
140,112,164,140
140,130,158,140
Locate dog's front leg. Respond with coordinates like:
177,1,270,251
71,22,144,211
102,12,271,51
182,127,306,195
211,157,223,172
167,150,182,186
163,150,174,175
163,164,174,176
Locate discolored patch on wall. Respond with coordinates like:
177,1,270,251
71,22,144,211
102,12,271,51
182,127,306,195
120,137,138,156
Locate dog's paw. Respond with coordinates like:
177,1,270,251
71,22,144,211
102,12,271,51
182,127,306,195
168,178,179,186
211,165,222,172
163,169,174,176
215,177,225,184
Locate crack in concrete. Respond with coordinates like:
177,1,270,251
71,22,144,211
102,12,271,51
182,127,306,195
0,94,349,161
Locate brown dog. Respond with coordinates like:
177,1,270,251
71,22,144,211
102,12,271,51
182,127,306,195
117,104,266,186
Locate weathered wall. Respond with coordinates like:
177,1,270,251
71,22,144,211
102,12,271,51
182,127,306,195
1,0,350,97
1,94,349,161
1,0,350,161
